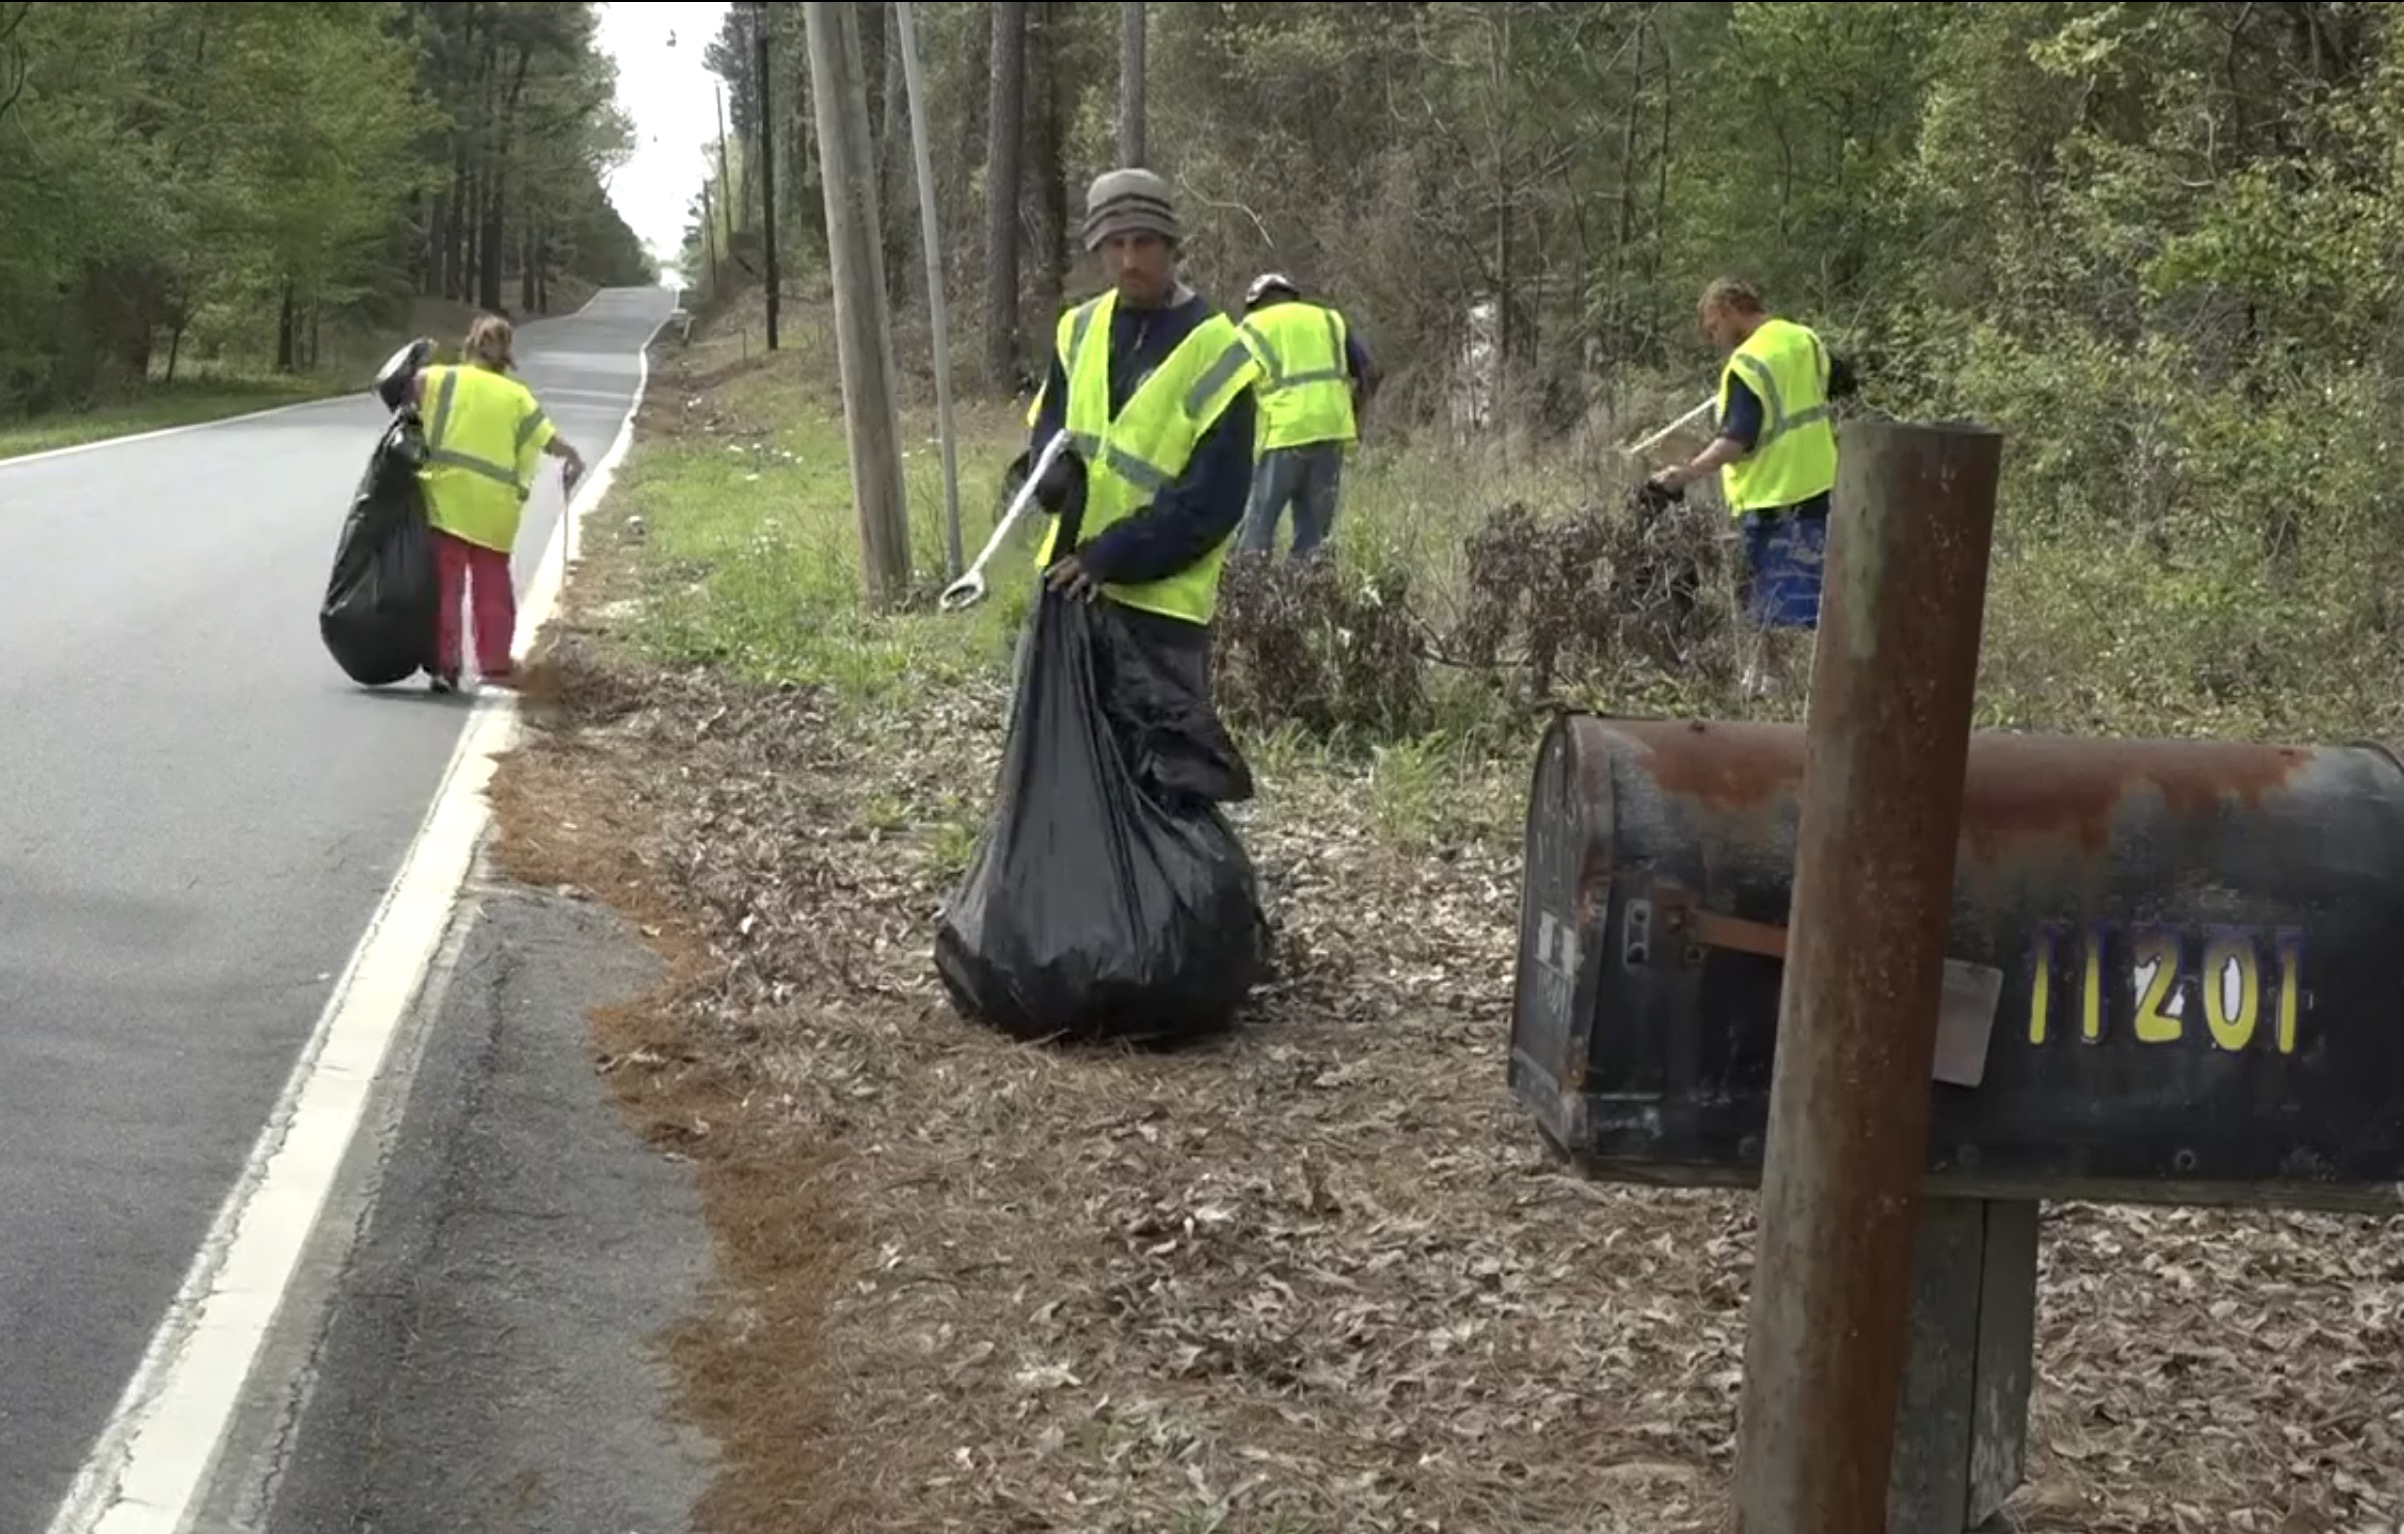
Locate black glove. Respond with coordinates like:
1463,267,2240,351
1828,352,1863,402
1636,477,1685,516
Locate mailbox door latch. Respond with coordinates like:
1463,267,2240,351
1643,880,1789,966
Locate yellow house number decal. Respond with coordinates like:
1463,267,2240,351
2024,923,2306,1054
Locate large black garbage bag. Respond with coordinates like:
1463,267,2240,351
934,591,1269,1045
320,417,439,687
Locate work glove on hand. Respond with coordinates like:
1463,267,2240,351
1636,477,1685,516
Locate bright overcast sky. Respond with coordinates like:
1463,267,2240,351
595,1,732,280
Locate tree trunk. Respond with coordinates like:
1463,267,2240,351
958,0,990,278
787,11,825,260
521,218,538,313
481,44,533,312
1115,2,1145,166
757,0,780,349
982,0,1027,391
479,174,506,311
276,280,297,372
800,0,913,608
445,152,471,299
1030,2,1068,323
878,9,911,313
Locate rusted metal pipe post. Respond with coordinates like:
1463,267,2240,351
1732,419,2004,1534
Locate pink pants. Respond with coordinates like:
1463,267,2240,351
432,529,517,678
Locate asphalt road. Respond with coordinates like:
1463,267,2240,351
0,285,676,1532
198,881,714,1534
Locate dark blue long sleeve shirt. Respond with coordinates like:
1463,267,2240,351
1028,289,1258,589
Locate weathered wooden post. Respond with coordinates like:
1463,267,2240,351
1731,420,2004,1531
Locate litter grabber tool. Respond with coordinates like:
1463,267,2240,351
1619,396,1717,459
941,429,1072,612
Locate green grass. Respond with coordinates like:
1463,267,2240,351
618,331,1037,709
0,373,356,460
0,295,561,464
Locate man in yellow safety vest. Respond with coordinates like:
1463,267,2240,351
1020,168,1261,703
1233,272,1373,559
405,314,586,693
1646,278,1855,689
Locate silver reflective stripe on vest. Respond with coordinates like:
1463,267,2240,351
1061,310,1253,494
424,368,525,490
1184,340,1254,416
1240,308,1346,393
1066,431,1172,493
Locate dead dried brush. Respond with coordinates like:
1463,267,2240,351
1449,490,1734,701
1213,550,1427,741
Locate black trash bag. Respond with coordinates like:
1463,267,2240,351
934,590,1269,1045
319,416,440,687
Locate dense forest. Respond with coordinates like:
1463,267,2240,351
683,0,2404,734
0,0,655,418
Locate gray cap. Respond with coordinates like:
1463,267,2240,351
1081,167,1179,251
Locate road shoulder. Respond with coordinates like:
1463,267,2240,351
199,874,717,1534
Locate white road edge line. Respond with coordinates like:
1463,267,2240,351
0,284,616,472
42,304,678,1534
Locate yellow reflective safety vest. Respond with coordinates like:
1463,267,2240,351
1034,291,1261,626
416,362,557,552
1238,299,1356,453
1715,316,1838,516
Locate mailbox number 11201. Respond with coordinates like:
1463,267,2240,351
2024,924,2306,1054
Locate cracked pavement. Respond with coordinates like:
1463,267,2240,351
194,879,715,1533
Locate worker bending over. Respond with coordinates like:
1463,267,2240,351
1647,277,1855,695
1234,272,1374,559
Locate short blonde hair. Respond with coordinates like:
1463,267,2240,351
1700,277,1765,317
464,314,515,371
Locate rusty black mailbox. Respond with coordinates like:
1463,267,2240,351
1512,713,2404,1527
1509,714,2404,1212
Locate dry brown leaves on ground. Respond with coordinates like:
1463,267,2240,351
486,367,2403,1534
499,614,2404,1534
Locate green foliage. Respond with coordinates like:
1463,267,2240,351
0,0,655,422
696,0,2404,751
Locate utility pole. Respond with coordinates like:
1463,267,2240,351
894,0,963,579
700,180,720,298
715,82,735,233
1116,1,1146,166
801,0,912,607
755,0,779,350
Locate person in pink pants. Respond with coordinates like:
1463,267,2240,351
406,314,585,692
